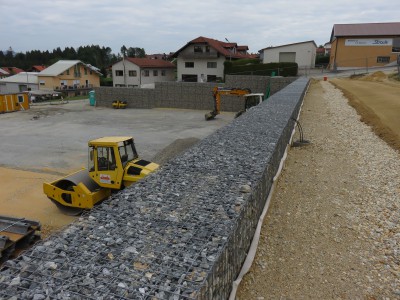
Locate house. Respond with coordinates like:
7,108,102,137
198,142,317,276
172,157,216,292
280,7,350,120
0,68,9,79
0,72,38,94
37,60,101,94
29,65,47,72
324,42,331,55
172,36,254,82
259,40,317,69
112,57,176,88
0,67,25,78
329,22,400,70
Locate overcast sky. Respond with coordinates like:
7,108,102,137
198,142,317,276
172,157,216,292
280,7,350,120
1,0,399,56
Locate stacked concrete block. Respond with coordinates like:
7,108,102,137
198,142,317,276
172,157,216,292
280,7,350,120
0,77,309,299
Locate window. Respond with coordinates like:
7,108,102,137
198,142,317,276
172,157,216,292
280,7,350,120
392,38,400,53
39,80,45,86
153,70,158,76
115,70,123,76
17,95,24,103
194,46,203,53
377,56,390,63
185,62,194,68
207,62,217,68
118,139,138,168
161,70,166,76
84,68,87,75
129,70,137,77
144,70,150,77
66,69,70,75
96,147,116,171
205,46,210,53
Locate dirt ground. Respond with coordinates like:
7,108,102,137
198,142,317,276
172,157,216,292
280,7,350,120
331,72,400,152
236,72,400,299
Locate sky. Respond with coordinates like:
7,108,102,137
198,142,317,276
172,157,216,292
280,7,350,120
1,0,399,56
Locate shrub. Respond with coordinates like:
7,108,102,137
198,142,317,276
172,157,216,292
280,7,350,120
225,61,298,77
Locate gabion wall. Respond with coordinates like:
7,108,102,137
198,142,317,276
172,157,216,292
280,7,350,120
94,75,297,111
0,77,309,299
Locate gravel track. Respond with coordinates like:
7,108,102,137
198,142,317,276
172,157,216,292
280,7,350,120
237,80,400,299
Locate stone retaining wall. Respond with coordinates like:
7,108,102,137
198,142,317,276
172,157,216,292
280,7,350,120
0,77,309,299
94,75,297,112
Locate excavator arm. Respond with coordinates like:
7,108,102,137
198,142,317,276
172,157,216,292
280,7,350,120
205,87,251,120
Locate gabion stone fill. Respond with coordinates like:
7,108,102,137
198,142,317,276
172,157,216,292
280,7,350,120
0,77,309,300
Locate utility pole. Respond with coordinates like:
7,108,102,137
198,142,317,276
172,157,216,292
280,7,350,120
225,38,232,61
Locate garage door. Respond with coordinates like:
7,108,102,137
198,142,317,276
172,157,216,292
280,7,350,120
279,52,296,63
182,74,198,82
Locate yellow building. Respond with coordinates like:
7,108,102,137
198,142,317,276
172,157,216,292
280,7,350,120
329,22,400,70
38,60,101,95
0,93,29,113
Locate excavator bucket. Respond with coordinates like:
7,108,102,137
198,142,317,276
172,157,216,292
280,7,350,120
205,111,217,121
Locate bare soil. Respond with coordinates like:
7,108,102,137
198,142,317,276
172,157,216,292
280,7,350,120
331,72,400,152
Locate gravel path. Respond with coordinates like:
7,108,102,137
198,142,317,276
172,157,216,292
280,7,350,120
236,80,400,299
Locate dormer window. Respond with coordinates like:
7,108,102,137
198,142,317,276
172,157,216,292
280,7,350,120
194,46,203,53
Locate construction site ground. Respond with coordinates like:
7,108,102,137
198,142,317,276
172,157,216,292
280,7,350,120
0,101,234,237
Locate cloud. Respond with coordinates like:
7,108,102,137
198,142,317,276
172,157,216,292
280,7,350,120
1,0,399,55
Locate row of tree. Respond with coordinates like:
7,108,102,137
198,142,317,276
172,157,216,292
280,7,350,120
0,45,146,76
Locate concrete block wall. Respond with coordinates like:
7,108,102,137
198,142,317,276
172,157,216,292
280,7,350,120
94,76,298,112
0,77,309,299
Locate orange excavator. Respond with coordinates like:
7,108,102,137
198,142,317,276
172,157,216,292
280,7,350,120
205,87,264,120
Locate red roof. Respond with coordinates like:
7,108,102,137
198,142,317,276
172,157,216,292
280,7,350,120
0,67,24,75
124,57,175,68
32,65,46,72
173,36,253,59
330,22,400,41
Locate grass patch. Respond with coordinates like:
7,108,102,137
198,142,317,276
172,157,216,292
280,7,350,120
65,95,89,101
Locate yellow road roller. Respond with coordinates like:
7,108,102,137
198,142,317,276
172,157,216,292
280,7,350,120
43,136,159,215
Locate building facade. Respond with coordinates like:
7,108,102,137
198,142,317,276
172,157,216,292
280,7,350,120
329,22,400,70
260,41,317,69
112,58,175,88
38,60,101,91
172,36,253,82
0,72,38,94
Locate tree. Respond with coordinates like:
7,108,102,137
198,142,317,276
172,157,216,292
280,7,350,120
120,45,127,57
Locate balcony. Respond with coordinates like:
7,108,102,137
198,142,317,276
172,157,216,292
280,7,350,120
54,84,94,97
179,52,219,59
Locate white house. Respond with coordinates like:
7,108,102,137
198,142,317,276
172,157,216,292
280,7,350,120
259,40,317,68
112,58,176,88
172,36,254,82
0,72,38,94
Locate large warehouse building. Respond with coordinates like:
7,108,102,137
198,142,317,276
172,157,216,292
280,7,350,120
329,22,400,70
